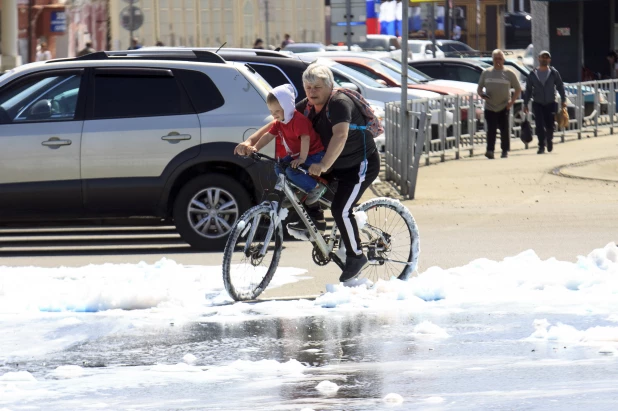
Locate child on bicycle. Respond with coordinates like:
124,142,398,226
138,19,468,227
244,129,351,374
247,84,327,205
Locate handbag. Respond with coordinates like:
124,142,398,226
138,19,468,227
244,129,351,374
520,119,533,144
556,107,569,130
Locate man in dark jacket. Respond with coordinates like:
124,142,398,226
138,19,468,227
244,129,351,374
523,50,566,154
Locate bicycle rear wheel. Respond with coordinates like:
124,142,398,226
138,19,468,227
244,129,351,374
355,197,420,282
222,204,283,301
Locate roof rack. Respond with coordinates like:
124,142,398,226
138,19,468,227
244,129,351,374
47,49,226,64
445,50,515,58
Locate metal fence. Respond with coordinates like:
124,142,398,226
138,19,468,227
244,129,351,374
384,79,618,199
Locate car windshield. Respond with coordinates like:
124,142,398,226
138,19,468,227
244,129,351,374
380,57,431,81
408,43,424,53
366,60,420,85
329,62,388,88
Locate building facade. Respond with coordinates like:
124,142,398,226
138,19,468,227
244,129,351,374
108,0,326,50
532,0,616,83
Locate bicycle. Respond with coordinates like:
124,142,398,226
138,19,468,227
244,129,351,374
222,152,420,302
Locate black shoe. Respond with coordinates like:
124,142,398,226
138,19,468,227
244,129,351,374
537,146,545,154
501,151,508,158
339,254,368,282
485,151,494,159
547,140,553,152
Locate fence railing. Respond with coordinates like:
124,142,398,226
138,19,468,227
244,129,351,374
384,79,618,199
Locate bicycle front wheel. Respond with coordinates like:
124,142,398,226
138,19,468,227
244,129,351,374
222,204,283,301
355,197,420,282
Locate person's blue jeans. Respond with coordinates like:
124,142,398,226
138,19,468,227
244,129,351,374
275,152,325,192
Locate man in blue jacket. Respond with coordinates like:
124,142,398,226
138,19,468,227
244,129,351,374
523,50,566,154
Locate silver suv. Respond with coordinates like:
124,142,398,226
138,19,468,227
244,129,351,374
0,50,275,250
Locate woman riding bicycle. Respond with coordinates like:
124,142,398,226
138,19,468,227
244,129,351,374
235,63,380,282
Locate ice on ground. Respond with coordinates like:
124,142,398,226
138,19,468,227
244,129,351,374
316,380,340,394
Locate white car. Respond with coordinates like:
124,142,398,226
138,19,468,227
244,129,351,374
408,39,477,60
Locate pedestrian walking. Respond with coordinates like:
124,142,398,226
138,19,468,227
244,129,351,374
36,42,52,61
253,38,265,49
128,37,142,50
523,50,566,154
477,49,522,159
281,34,294,49
77,42,95,57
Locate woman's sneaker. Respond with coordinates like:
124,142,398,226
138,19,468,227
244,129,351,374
339,253,368,282
305,183,327,206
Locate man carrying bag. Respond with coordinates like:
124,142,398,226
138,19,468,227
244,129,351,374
523,50,567,154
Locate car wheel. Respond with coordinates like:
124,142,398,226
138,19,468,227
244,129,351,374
173,174,252,251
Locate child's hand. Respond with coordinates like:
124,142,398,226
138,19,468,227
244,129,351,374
290,158,305,168
247,145,258,154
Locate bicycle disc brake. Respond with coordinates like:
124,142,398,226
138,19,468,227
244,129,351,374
247,245,265,266
366,228,392,265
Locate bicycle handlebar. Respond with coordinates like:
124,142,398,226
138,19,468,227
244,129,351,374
244,152,310,175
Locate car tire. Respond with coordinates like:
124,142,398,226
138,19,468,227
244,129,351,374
173,174,252,251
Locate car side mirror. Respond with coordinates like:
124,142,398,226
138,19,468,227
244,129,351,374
376,79,388,86
29,99,52,120
339,82,359,92
426,49,433,55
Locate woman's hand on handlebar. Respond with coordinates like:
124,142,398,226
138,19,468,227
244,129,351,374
308,162,327,176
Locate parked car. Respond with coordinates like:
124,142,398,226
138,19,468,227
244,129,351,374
0,49,276,250
408,58,491,83
408,39,477,60
306,51,480,95
302,53,466,95
282,42,328,53
356,34,409,60
138,47,393,151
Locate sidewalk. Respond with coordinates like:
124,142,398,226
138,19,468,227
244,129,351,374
266,128,617,299
384,126,618,272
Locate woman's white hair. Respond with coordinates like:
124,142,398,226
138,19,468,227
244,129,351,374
492,49,505,58
302,63,334,89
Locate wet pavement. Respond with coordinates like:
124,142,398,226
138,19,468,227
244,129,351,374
3,308,618,410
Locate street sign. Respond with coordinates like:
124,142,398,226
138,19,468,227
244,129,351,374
50,11,67,33
120,6,144,32
331,25,367,44
330,0,367,46
331,2,366,23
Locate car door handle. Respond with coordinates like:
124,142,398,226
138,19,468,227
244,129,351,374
161,132,191,141
42,137,72,147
